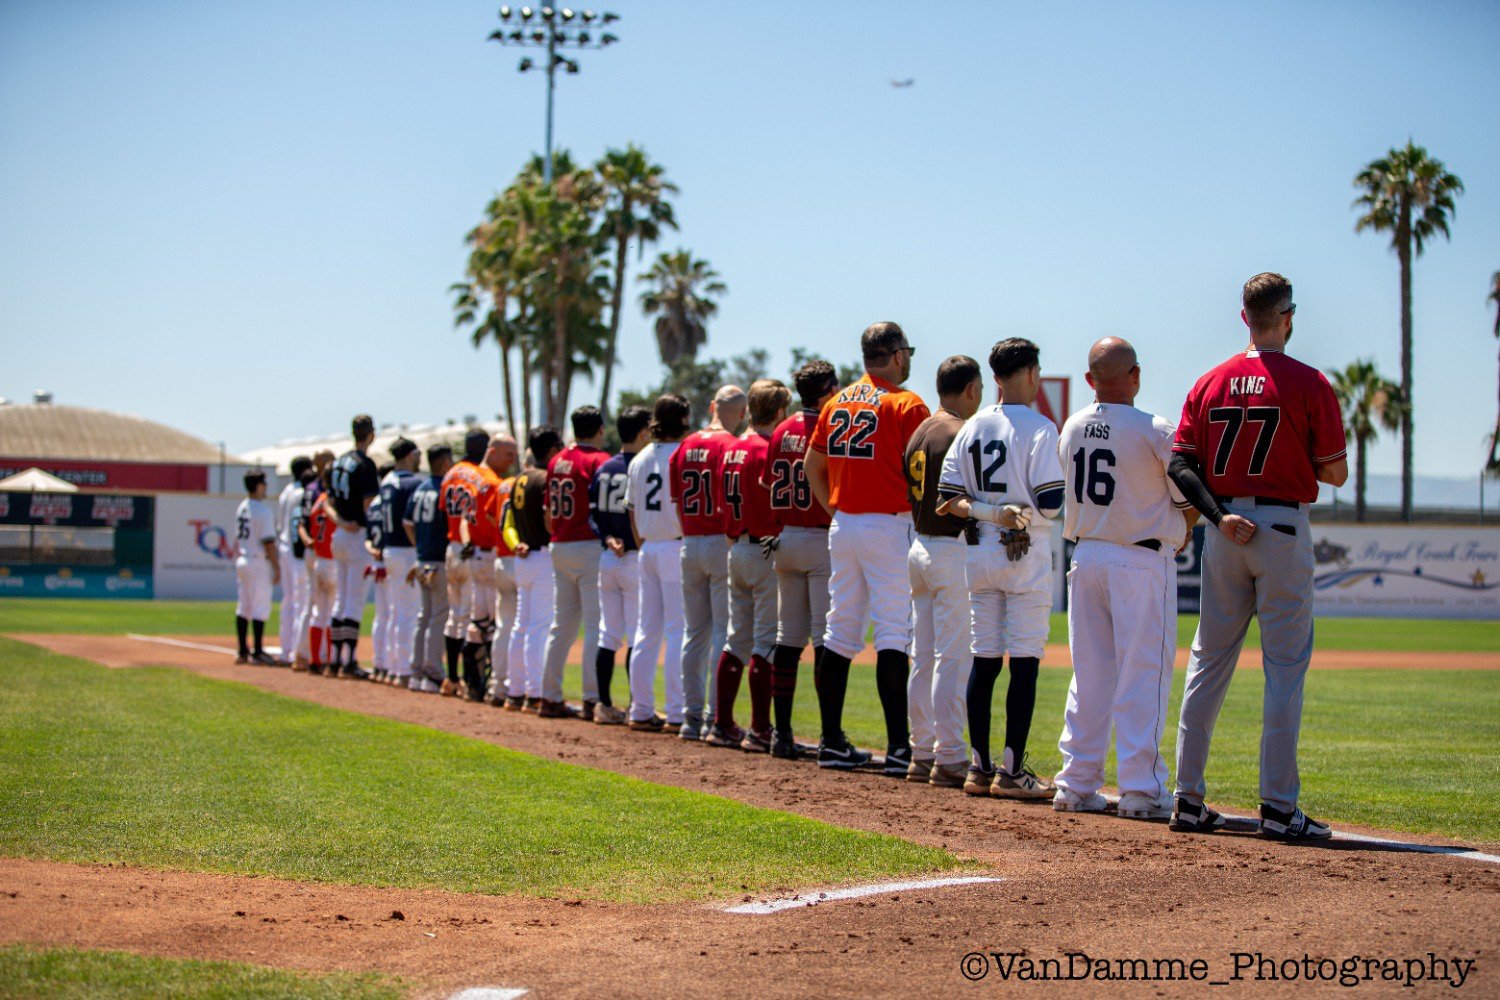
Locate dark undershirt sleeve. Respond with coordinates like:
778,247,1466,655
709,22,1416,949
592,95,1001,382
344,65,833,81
1168,453,1227,526
1035,485,1065,519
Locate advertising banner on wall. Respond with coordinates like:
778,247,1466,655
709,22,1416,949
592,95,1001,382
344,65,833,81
1306,525,1499,619
0,564,152,598
152,495,243,600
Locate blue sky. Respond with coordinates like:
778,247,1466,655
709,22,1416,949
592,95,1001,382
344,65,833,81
2,1,1496,479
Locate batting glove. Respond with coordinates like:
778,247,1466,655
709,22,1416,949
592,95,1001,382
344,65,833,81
760,535,780,559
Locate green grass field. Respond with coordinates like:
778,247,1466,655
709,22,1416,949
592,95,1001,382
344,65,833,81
3,598,1495,653
0,637,954,902
0,946,401,1000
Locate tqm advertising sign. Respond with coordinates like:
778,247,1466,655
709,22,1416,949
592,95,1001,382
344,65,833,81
152,495,242,600
1310,526,1499,619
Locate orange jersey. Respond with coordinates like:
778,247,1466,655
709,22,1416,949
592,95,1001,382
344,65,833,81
809,373,931,515
308,495,336,559
440,461,498,546
470,464,503,549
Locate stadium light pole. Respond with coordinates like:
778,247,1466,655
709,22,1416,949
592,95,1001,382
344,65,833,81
489,6,621,186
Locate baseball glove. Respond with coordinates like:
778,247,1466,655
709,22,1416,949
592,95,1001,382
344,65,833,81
999,528,1031,562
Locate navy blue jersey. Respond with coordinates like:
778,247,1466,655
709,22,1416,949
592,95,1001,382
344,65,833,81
366,495,385,552
330,449,379,525
405,476,447,562
379,469,420,548
589,450,637,553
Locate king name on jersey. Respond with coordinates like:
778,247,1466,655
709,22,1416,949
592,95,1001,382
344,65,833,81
1228,376,1267,396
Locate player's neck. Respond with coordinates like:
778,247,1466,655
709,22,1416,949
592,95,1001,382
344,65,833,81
1247,330,1287,353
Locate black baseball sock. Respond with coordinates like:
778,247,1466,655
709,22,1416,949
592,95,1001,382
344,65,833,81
235,616,249,656
595,647,616,707
875,649,910,751
251,620,266,655
332,618,349,665
346,616,361,665
1002,656,1040,772
461,642,482,694
815,649,851,744
444,636,463,682
966,655,1005,771
771,644,801,734
623,647,632,683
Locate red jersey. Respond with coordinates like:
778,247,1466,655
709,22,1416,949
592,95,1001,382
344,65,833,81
440,461,490,545
722,430,778,539
308,495,336,559
669,428,735,536
1173,349,1346,505
763,409,831,529
810,373,931,515
546,444,610,543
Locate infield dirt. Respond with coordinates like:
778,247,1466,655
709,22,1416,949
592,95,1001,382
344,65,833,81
3,633,1497,998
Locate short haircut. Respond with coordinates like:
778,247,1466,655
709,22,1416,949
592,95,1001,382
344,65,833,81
748,379,791,426
426,443,452,469
352,414,375,440
792,358,839,409
528,424,564,461
571,405,604,441
935,355,981,397
651,393,691,440
389,437,418,461
616,404,651,444
713,385,747,412
861,321,907,363
289,455,313,480
377,462,395,478
463,427,488,463
989,338,1040,380
1242,272,1293,329
243,470,266,493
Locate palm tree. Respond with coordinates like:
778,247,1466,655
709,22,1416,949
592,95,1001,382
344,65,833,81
1328,360,1405,522
1353,141,1464,520
1488,271,1500,475
596,145,677,419
638,250,726,366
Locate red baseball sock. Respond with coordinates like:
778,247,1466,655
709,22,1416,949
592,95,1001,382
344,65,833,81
309,626,327,666
747,653,773,734
714,652,744,729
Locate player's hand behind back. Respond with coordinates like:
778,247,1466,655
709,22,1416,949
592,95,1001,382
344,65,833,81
1218,514,1256,546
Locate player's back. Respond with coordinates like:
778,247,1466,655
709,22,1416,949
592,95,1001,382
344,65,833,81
330,450,376,524
1060,402,1188,550
628,441,682,541
590,451,634,548
406,477,446,562
939,403,1064,519
722,431,776,539
1176,350,1345,504
507,468,551,550
379,470,419,546
811,374,930,515
669,429,732,536
308,496,336,559
765,410,828,528
547,444,609,543
440,461,482,542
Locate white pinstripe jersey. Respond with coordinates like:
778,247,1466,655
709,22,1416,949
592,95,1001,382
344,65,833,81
938,403,1064,533
625,441,682,541
1059,402,1191,550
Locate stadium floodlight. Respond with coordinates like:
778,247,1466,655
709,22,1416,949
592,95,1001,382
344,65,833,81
487,7,622,185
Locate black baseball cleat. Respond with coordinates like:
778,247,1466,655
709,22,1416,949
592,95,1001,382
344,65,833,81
339,664,371,681
881,746,912,777
1168,796,1227,833
1258,804,1333,842
250,651,280,667
770,731,810,760
308,663,326,676
817,735,873,770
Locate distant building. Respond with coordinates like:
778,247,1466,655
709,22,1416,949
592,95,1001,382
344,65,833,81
242,419,512,476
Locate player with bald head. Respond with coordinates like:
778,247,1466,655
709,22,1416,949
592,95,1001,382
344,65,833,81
669,384,744,740
484,433,522,705
1053,338,1198,817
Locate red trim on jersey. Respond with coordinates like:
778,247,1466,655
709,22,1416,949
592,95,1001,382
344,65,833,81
546,444,610,543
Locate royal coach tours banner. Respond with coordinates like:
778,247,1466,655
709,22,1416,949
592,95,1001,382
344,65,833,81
152,494,243,600
1306,525,1499,620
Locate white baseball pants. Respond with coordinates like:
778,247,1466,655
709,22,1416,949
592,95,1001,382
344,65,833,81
444,542,472,640
823,511,914,659
489,555,518,698
511,547,555,699
382,547,418,678
370,572,392,670
543,540,602,704
597,548,639,653
966,526,1053,659
331,527,371,622
1056,539,1175,802
234,556,272,622
908,534,973,766
632,538,685,724
276,543,309,658
468,548,497,642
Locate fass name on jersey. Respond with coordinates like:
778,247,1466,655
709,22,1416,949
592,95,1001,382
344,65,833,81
1083,423,1110,440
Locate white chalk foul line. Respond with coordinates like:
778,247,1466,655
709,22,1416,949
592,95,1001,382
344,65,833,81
448,989,528,1000
126,633,240,655
721,875,1003,915
1219,813,1500,865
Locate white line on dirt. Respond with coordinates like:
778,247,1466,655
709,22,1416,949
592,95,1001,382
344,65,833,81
447,989,528,1000
126,634,239,655
721,875,1003,915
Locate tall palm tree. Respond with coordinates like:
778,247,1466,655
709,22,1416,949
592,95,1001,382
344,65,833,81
1328,359,1404,522
1353,141,1464,520
1488,271,1500,475
638,250,726,366
596,145,677,419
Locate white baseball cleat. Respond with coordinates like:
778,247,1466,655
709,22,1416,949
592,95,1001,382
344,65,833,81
1053,788,1108,813
1116,792,1172,820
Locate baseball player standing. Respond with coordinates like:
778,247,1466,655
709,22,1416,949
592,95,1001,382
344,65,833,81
329,416,380,679
1168,273,1347,841
365,479,391,680
1054,338,1198,817
233,470,280,665
461,434,514,699
805,322,930,774
274,455,312,666
936,338,1064,799
669,385,744,741
300,474,339,673
903,356,983,787
542,408,612,719
625,394,690,732
762,360,841,760
292,449,334,669
439,429,499,698
709,379,790,751
588,405,652,725
485,452,520,706
403,444,453,692
378,439,423,688
502,426,564,713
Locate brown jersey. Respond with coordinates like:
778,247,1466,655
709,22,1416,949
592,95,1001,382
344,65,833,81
904,408,967,538
505,468,551,551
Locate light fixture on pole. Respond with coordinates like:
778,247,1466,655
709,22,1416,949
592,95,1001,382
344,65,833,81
490,7,621,186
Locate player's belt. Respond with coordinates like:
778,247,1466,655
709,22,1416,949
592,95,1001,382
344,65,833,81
1215,495,1299,509
475,546,494,553
1134,539,1162,552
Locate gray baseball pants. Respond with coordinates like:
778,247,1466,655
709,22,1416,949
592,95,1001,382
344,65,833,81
411,560,449,686
725,534,778,662
773,525,831,649
680,533,729,731
542,540,601,704
1176,499,1315,814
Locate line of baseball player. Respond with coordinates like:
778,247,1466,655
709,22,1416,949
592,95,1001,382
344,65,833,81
233,272,1347,844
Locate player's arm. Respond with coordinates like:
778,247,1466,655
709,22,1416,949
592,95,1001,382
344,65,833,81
1167,452,1254,545
1030,424,1066,520
402,518,417,546
1311,373,1350,488
628,508,643,549
1316,456,1349,488
501,499,525,556
803,447,832,515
